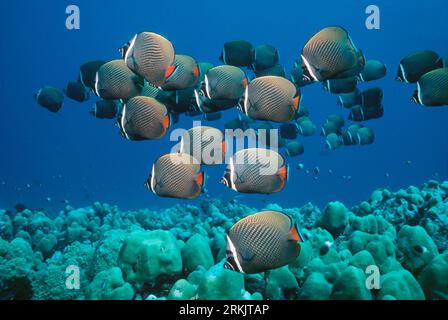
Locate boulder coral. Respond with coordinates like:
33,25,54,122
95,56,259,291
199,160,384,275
88,267,134,300
196,265,246,300
320,201,349,236
265,266,299,300
118,230,183,286
377,270,425,300
397,225,439,274
181,234,214,273
418,251,448,299
0,180,446,300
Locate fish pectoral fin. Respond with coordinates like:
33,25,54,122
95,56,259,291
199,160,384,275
235,173,244,184
250,101,258,112
316,68,331,79
240,246,255,262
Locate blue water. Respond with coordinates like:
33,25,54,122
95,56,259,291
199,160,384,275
0,0,447,212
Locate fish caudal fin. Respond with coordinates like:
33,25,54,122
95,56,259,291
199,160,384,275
278,165,288,181
163,114,171,129
290,222,304,243
164,65,176,81
272,165,288,193
193,65,199,78
292,96,300,111
196,172,206,188
221,141,227,159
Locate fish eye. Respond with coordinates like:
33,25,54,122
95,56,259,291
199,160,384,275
220,177,228,186
413,245,424,254
223,260,235,271
237,100,243,111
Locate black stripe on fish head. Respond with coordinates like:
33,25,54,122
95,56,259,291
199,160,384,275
410,89,421,105
395,65,405,82
119,42,130,59
223,258,237,271
220,171,232,188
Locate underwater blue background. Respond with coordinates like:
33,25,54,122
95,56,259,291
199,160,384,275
0,0,447,213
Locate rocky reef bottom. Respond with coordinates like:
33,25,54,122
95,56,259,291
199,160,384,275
0,180,447,300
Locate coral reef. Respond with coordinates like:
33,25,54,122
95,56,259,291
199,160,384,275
0,180,447,300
